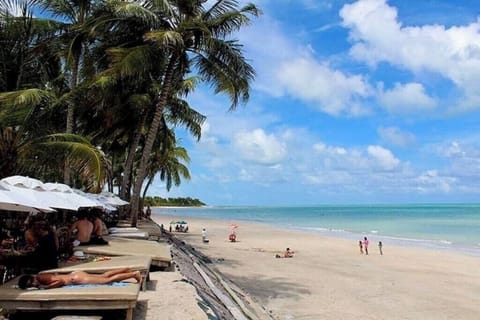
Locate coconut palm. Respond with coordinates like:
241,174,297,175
142,135,191,200
0,0,63,92
0,87,108,191
118,0,259,225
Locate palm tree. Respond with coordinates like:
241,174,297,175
0,0,63,92
0,88,108,191
39,0,104,185
142,132,191,200
126,0,260,225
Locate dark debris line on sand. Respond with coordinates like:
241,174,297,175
164,231,273,320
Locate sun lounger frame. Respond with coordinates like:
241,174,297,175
0,278,140,320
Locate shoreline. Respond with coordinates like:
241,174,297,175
151,213,480,320
152,206,480,257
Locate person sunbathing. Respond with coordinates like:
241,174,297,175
18,268,141,290
275,247,295,258
284,247,294,258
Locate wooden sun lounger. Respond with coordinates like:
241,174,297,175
108,232,150,240
116,221,163,240
109,227,141,233
78,237,171,268
39,255,152,291
0,277,140,320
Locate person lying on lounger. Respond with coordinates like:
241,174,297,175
18,268,142,290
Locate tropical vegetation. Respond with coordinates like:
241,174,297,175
144,196,205,207
0,0,259,225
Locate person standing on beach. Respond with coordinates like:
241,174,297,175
201,228,209,243
378,241,383,255
363,237,369,255
358,240,363,254
146,205,152,218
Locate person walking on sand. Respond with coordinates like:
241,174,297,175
378,241,383,255
358,240,364,254
363,237,369,255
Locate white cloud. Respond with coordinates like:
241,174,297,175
313,143,347,155
233,129,287,165
340,0,480,110
367,145,400,170
378,126,416,147
378,82,437,113
277,57,372,116
238,14,373,116
415,170,454,193
443,141,465,158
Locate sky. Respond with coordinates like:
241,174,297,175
148,0,480,206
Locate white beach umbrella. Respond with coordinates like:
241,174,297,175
43,182,73,193
1,175,46,190
99,192,129,206
73,189,117,211
6,185,76,211
43,183,103,210
0,182,55,213
0,176,110,211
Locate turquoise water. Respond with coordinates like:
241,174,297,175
153,204,480,256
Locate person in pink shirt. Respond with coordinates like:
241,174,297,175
363,237,369,255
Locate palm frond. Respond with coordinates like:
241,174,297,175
144,30,184,48
107,0,159,25
128,94,152,110
0,88,54,106
193,38,254,109
165,98,205,140
20,133,107,192
105,45,153,79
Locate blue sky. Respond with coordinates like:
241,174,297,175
149,0,480,205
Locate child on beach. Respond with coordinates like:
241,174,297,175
359,240,363,254
378,241,383,255
363,237,369,255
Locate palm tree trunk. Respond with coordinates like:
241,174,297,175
120,112,147,200
64,59,79,185
142,175,154,200
15,16,32,90
130,56,176,226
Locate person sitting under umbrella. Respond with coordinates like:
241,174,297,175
68,209,93,245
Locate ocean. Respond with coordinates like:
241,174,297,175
153,204,480,256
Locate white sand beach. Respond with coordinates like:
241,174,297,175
153,214,480,320
134,270,208,320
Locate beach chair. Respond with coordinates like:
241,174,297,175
40,255,152,291
108,227,150,240
77,236,172,269
0,276,140,320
